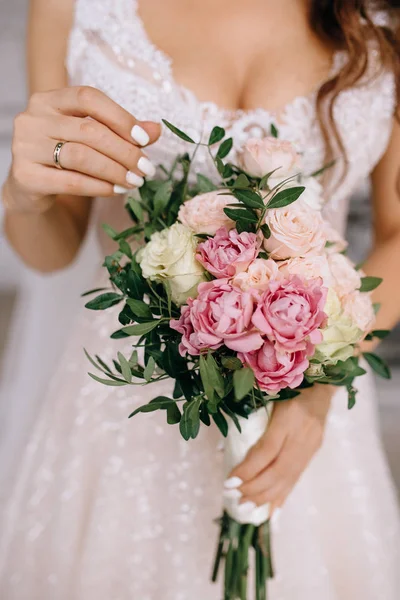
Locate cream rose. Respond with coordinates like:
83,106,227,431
343,291,376,332
239,137,301,179
315,289,362,364
178,191,235,235
138,223,206,305
232,259,282,292
328,253,362,298
279,254,333,287
263,203,327,260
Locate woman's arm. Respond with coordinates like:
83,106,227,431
2,0,160,273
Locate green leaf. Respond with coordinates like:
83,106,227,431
217,137,233,159
359,277,383,293
363,352,391,379
126,298,153,320
162,119,196,143
347,386,357,410
200,354,215,403
127,196,145,223
119,239,132,258
197,173,218,193
233,189,264,209
180,399,202,440
81,287,108,298
129,396,175,418
233,368,255,401
259,169,281,189
261,223,271,239
84,349,109,374
101,223,118,240
118,352,132,383
153,180,173,216
221,357,243,371
224,207,258,223
270,123,279,138
122,321,159,336
206,353,225,398
209,126,225,146
216,156,225,176
144,356,156,382
167,403,181,425
364,329,390,342
212,411,229,437
232,174,250,189
266,186,305,209
310,159,336,178
258,251,269,260
89,372,127,386
85,292,123,311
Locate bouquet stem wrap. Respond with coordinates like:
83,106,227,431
212,407,274,600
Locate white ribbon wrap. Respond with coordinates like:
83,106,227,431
223,407,271,526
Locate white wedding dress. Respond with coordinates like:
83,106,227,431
1,1,400,599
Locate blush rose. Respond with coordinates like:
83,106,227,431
178,191,235,235
239,137,301,179
196,227,261,278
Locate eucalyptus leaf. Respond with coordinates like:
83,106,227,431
221,357,243,371
89,372,127,386
200,354,215,403
85,292,123,311
212,411,229,437
129,396,175,418
118,352,132,383
162,119,196,143
101,223,118,240
81,287,108,298
363,352,391,380
233,368,255,401
127,197,145,223
154,180,173,216
122,321,159,336
119,239,132,258
359,277,383,293
206,353,225,398
126,298,153,320
144,356,156,382
266,186,305,209
167,403,181,425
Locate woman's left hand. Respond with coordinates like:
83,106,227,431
227,385,334,514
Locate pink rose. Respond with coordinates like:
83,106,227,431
328,253,361,298
343,291,376,332
196,227,261,278
178,191,235,235
239,340,309,393
233,259,282,292
279,255,333,288
239,137,301,179
324,225,348,255
170,280,264,356
252,276,328,351
263,203,327,259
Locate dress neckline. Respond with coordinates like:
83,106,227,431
129,0,347,122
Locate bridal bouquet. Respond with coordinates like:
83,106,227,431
84,121,390,600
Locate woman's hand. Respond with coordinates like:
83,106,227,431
5,85,161,213
226,385,334,514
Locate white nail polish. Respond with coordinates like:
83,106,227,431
126,172,145,187
224,476,243,489
131,125,150,146
137,156,156,177
223,488,243,500
238,501,257,512
271,508,282,526
113,184,130,195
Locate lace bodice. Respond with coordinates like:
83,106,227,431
66,0,396,249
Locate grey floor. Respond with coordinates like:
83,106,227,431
0,0,399,493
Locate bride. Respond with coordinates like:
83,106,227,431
1,0,400,598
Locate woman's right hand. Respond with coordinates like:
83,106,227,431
5,85,161,213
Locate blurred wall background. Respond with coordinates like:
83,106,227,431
0,0,399,489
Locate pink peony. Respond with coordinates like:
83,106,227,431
252,276,328,351
170,280,264,356
196,227,261,278
239,340,309,393
178,191,235,235
233,258,282,292
239,137,301,179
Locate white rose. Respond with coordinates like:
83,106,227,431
343,291,376,332
178,191,235,235
315,289,363,364
138,223,206,305
239,137,301,179
328,253,362,298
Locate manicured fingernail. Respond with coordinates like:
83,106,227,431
113,184,130,194
131,125,150,146
224,477,243,489
137,156,156,177
238,501,257,511
126,172,145,187
271,508,282,525
223,488,243,500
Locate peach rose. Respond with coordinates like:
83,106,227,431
279,255,333,287
232,259,282,292
343,291,376,332
263,203,327,260
178,191,235,235
239,137,301,179
328,253,361,298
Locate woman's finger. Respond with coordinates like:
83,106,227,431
229,426,286,484
29,164,116,198
30,86,161,146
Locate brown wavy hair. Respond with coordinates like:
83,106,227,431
310,0,400,175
